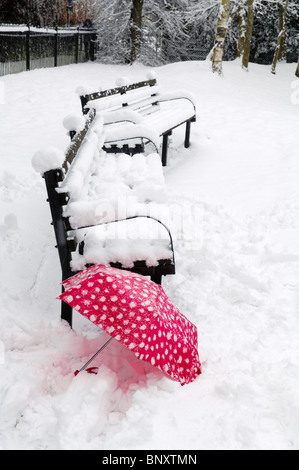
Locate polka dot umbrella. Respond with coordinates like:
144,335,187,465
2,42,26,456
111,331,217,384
59,265,201,385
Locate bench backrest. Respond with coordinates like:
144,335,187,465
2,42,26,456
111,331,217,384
63,108,97,173
80,78,160,117
42,109,99,273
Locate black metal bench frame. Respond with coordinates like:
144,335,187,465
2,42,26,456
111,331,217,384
42,110,175,328
79,77,196,166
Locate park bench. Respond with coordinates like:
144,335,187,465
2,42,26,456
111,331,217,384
79,73,196,166
33,108,175,328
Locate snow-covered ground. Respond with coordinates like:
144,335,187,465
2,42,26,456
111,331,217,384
0,59,298,450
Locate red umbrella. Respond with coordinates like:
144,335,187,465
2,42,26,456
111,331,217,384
59,265,201,385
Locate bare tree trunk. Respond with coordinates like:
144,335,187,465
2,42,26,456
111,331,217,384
212,0,230,75
296,62,299,78
130,0,144,64
237,2,246,58
278,2,287,60
271,0,289,74
242,0,254,70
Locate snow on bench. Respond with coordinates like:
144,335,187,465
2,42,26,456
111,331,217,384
78,72,196,166
32,109,175,327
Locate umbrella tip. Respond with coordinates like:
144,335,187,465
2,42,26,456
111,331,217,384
74,367,99,377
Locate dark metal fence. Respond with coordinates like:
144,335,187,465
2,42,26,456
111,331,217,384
0,26,96,76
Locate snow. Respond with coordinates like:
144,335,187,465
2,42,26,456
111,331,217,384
31,146,66,174
0,25,81,34
0,59,299,450
62,114,86,133
55,119,173,270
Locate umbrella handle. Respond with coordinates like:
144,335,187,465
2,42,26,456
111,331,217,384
74,336,114,376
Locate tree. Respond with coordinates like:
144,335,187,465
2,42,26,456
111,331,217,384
242,0,255,69
94,0,192,66
271,0,289,74
92,0,131,64
0,0,95,27
81,0,299,68
129,0,144,63
143,0,191,64
236,0,247,57
212,0,231,74
0,0,34,25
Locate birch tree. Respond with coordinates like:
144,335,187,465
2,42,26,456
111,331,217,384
271,0,289,74
242,0,255,69
212,0,231,74
236,0,247,57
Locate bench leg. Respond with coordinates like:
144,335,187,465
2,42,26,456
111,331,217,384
61,296,73,328
184,120,192,149
162,131,172,167
151,272,162,285
61,266,73,328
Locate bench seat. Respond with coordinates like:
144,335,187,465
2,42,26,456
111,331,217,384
33,108,175,327
79,74,196,166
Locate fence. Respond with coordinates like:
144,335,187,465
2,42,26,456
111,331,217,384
0,25,96,77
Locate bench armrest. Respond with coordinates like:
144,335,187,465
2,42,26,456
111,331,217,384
69,214,175,262
104,124,160,153
102,109,143,125
158,90,196,113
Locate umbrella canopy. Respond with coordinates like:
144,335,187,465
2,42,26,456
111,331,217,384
59,265,201,385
